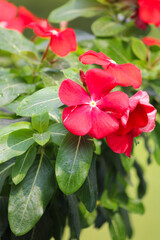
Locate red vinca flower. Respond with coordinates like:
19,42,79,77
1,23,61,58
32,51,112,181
142,37,160,47
138,0,160,27
28,20,77,57
59,69,129,139
79,50,142,89
106,91,157,157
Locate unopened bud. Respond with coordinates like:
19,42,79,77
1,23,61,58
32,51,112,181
79,69,86,86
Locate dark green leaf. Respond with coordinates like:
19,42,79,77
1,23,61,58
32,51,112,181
8,153,56,236
12,145,37,185
131,37,147,61
33,132,50,146
92,16,125,37
48,0,104,23
31,112,49,133
47,123,68,146
0,27,37,56
76,157,98,212
109,213,126,240
56,133,94,194
101,190,118,211
17,87,62,117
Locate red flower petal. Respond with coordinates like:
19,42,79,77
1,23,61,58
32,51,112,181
79,50,111,67
62,105,92,136
0,0,17,22
97,91,129,116
50,28,77,57
142,37,160,47
138,0,160,26
28,20,52,37
140,108,157,132
59,79,90,106
7,17,24,32
106,133,131,154
18,6,38,26
88,107,119,139
107,63,142,89
129,90,149,112
85,69,116,100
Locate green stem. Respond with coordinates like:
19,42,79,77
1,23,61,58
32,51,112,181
41,39,51,63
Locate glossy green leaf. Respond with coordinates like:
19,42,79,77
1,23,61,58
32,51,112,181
33,132,50,146
0,129,34,163
121,154,135,172
56,133,94,195
76,157,98,212
101,190,118,211
48,0,104,23
31,112,49,133
17,87,62,117
92,16,125,37
8,154,55,236
0,27,37,56
131,37,147,61
109,213,126,240
47,123,68,146
0,158,16,193
12,145,37,185
0,122,32,138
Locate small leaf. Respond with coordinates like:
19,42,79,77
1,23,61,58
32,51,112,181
131,37,147,61
8,153,56,236
109,213,126,240
17,87,62,117
47,123,68,146
33,132,50,146
0,122,32,138
92,16,125,37
121,154,135,172
12,145,37,185
76,157,98,212
56,133,94,195
48,0,104,23
0,129,34,163
101,190,118,211
32,112,49,133
0,27,37,56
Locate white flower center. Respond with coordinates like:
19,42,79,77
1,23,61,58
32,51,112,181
90,100,96,108
0,21,8,28
50,29,58,35
109,59,117,65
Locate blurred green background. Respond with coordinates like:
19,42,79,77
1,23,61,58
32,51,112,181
10,1,160,239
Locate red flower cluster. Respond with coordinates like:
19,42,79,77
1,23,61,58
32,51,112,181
138,0,160,27
0,0,77,57
59,51,156,157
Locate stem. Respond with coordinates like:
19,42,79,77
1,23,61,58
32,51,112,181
151,56,160,68
41,39,51,63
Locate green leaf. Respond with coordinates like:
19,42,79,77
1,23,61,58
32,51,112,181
48,0,104,23
0,72,35,107
76,157,98,212
47,123,68,146
12,145,37,185
79,202,96,229
109,213,126,240
131,37,147,61
121,154,135,172
92,16,125,37
119,198,145,215
8,152,56,236
62,68,81,84
0,122,32,138
0,158,16,193
56,133,94,195
101,190,118,211
0,27,37,56
17,87,62,117
0,129,34,163
33,132,50,146
31,112,49,133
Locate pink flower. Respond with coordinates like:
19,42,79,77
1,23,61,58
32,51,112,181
106,91,157,157
79,50,142,89
142,37,160,47
28,20,77,57
59,69,129,139
138,0,160,27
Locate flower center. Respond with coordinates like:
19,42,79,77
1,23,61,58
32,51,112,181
90,100,96,108
0,21,8,28
109,59,117,65
50,29,58,35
